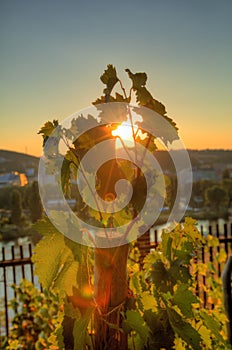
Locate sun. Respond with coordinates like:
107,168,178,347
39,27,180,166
112,122,137,148
112,122,136,140
112,118,147,149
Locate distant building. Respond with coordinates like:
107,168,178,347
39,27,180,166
192,166,217,182
25,167,35,177
0,172,28,188
25,167,38,183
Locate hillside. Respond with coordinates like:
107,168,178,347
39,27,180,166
0,150,39,174
0,149,231,176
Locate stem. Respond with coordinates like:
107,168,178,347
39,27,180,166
116,136,134,163
118,79,138,163
118,79,128,101
69,147,104,222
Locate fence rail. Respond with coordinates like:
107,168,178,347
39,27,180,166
0,223,232,338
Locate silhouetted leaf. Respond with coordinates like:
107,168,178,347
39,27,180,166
100,64,119,98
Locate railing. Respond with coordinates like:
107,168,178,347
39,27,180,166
0,243,37,337
137,222,232,308
0,223,232,338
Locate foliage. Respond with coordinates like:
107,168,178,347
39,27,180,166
125,217,231,349
5,280,61,350
28,181,43,223
190,178,232,213
10,189,23,225
205,185,228,210
31,218,94,349
31,65,232,349
29,217,232,349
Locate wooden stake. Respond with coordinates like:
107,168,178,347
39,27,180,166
94,232,129,349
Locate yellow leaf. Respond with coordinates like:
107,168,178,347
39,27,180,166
216,249,227,264
198,324,212,348
140,292,158,312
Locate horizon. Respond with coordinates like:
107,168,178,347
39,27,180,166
1,147,232,159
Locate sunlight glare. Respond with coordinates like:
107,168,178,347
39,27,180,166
112,113,144,148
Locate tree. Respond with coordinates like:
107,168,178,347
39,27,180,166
205,185,228,210
10,189,23,225
165,175,177,210
28,181,43,223
222,168,230,179
222,178,232,207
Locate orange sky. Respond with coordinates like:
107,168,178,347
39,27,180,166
1,1,231,156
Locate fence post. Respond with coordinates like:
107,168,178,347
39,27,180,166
222,255,232,345
2,247,9,337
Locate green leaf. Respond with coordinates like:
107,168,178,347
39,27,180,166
173,284,198,318
38,120,59,138
144,309,175,349
38,120,61,146
128,333,144,350
73,309,92,350
200,310,225,344
161,231,172,262
129,270,143,296
64,299,81,319
32,218,80,295
123,310,150,345
167,307,201,349
169,260,191,285
150,261,170,292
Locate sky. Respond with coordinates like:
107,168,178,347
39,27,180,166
0,0,231,156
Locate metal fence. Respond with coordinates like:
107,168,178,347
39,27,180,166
0,243,38,337
137,222,232,308
0,223,232,338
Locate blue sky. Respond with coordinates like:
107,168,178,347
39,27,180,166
1,0,232,155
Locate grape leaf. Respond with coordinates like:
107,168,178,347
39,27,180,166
167,307,201,349
161,231,172,262
125,69,147,89
128,333,144,350
136,133,157,153
150,261,170,292
125,68,178,144
32,218,89,296
173,284,198,318
38,120,59,138
32,230,66,290
93,92,130,105
100,64,119,98
123,310,150,345
140,291,157,312
169,260,191,285
69,115,99,138
38,120,61,146
73,311,92,350
200,310,225,344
